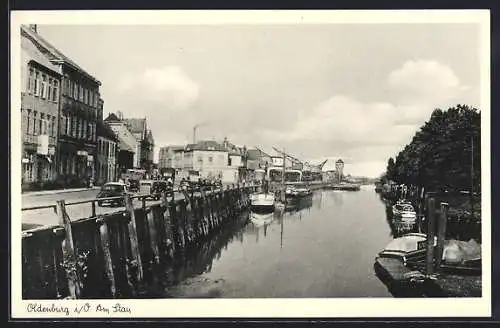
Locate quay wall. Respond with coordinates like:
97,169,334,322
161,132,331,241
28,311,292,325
21,184,258,299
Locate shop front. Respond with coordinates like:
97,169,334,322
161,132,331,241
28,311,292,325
57,141,96,188
21,135,56,191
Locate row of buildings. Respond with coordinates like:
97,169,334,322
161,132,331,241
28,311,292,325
158,138,344,184
20,25,155,191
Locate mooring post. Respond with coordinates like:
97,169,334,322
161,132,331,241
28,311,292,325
124,194,144,282
146,207,160,265
426,197,436,276
55,200,81,299
96,215,116,298
435,202,449,272
91,200,96,218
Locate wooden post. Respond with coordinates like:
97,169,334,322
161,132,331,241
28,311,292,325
160,192,174,257
91,201,96,218
146,208,160,265
55,200,81,299
435,202,449,272
96,216,116,298
426,197,436,276
124,194,143,282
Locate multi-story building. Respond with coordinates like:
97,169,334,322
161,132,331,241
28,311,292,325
20,25,62,190
158,145,185,170
183,140,230,181
104,113,137,173
123,118,155,170
21,25,102,188
96,103,119,185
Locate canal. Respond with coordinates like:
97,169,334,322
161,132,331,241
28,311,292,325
141,185,398,298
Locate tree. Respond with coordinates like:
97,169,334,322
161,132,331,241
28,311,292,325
385,105,480,192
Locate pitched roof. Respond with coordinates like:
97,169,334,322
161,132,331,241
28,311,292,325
21,25,100,84
21,32,61,75
246,148,271,160
185,140,226,152
160,145,185,152
104,113,121,122
123,118,146,135
97,121,119,142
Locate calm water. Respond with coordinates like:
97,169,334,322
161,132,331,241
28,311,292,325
152,185,398,298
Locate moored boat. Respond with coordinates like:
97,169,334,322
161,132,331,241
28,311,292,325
392,201,417,222
285,186,313,199
250,192,276,213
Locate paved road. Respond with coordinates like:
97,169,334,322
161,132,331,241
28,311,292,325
21,184,246,230
21,189,168,229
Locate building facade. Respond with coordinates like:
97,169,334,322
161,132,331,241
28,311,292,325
183,141,230,181
104,113,137,174
20,25,61,190
123,118,154,170
158,145,185,170
96,121,119,185
21,25,102,188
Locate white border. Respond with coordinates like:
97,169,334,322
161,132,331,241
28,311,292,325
10,10,491,318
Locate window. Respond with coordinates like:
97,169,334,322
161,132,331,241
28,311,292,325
72,116,77,138
73,82,78,99
32,111,38,134
41,75,47,99
89,91,93,108
51,117,56,136
83,119,87,140
25,109,31,134
27,68,35,93
228,157,232,166
46,115,51,136
79,85,84,102
47,78,53,101
34,71,40,96
208,156,213,163
53,81,59,102
92,123,96,141
39,113,45,135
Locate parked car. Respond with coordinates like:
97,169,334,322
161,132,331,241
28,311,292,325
140,180,172,200
97,182,128,207
126,178,140,193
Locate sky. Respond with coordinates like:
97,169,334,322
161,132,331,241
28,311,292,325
36,23,481,178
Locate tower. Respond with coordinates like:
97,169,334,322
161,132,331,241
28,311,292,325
335,159,344,183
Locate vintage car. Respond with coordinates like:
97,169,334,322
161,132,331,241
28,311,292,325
140,180,172,200
96,182,129,207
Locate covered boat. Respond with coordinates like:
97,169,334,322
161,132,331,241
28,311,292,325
392,201,417,222
285,186,313,199
250,192,275,213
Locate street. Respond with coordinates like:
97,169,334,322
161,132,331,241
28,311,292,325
22,188,173,229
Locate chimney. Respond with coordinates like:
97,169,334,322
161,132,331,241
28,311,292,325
28,24,37,33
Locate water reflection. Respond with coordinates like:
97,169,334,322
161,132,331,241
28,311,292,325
161,196,315,293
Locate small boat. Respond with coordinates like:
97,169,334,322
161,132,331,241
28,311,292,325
377,233,429,264
326,183,361,191
285,186,313,199
250,192,275,213
392,201,417,222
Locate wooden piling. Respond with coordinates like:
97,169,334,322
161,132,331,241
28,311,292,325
161,192,174,258
435,202,449,272
426,197,436,276
96,215,116,298
146,208,160,264
124,194,144,282
55,200,81,299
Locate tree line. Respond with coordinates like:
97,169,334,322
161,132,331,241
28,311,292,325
382,104,481,193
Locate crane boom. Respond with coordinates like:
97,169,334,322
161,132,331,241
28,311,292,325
272,146,302,164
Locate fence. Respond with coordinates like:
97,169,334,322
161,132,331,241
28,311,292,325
21,183,258,299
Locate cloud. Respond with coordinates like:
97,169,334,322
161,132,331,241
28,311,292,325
255,60,472,176
388,59,469,105
118,66,200,110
